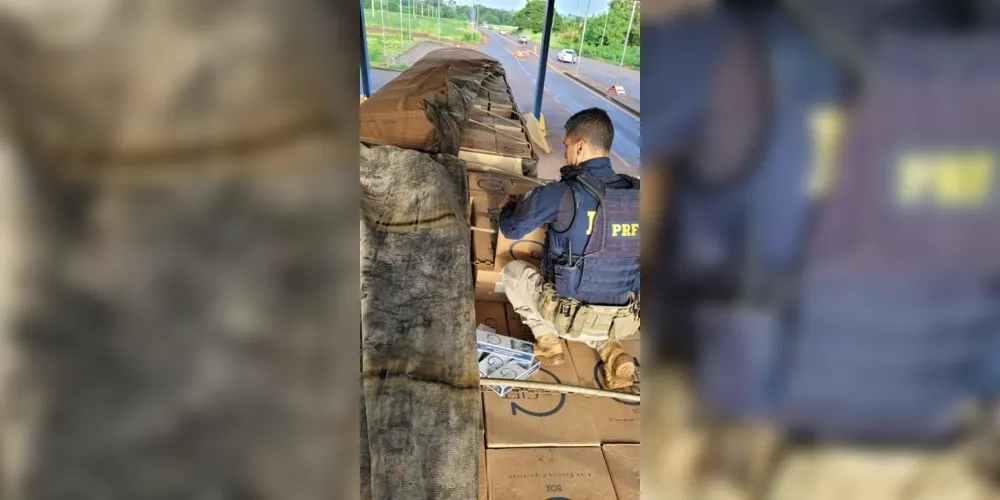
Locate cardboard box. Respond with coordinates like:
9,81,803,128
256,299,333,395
468,171,515,198
471,197,499,271
486,447,617,499
484,341,601,447
459,149,525,175
462,127,499,155
497,140,532,159
503,303,534,342
483,357,541,397
567,341,641,444
478,431,489,500
471,193,504,224
467,168,543,197
477,328,535,363
475,269,507,302
476,301,510,336
494,227,545,271
494,115,524,134
479,392,485,430
603,444,640,500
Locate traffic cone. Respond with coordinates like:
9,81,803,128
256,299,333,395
533,45,538,56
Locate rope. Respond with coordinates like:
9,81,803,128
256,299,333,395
479,378,640,402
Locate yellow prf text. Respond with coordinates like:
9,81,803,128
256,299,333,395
611,223,640,237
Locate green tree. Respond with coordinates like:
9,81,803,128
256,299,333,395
475,5,517,25
513,0,563,33
603,0,640,46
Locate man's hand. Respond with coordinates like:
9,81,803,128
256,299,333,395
501,195,518,209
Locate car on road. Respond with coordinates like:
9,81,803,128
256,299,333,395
518,35,528,44
556,49,578,63
498,29,506,35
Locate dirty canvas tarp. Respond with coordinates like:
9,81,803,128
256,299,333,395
0,0,359,499
360,48,501,155
360,144,479,499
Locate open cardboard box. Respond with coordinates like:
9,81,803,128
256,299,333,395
566,340,642,444
483,341,600,448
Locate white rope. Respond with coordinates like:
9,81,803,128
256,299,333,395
480,378,640,402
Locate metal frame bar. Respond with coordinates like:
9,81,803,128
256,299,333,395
532,0,556,118
360,0,372,98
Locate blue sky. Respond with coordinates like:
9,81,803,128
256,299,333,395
458,0,610,16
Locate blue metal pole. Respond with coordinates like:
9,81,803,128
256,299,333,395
532,0,556,118
360,0,372,98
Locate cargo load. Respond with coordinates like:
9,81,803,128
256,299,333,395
360,47,539,176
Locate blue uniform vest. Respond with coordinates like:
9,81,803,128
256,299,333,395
541,165,640,306
778,34,1000,443
686,12,1000,444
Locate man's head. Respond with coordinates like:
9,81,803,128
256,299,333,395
563,107,614,166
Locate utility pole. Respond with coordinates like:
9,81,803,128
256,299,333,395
379,0,387,59
615,0,637,84
399,0,405,46
575,0,591,76
599,7,609,45
437,0,441,41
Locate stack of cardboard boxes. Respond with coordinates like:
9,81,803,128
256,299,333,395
460,71,538,177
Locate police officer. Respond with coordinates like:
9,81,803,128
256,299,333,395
497,107,640,389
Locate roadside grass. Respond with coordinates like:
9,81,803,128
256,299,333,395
364,10,482,68
365,33,418,69
364,9,478,41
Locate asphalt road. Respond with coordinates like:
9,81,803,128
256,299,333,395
365,33,641,174
475,31,640,173
500,33,641,102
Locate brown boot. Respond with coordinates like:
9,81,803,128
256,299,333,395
599,342,636,389
533,333,565,366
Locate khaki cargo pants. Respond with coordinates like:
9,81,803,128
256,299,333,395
500,260,639,350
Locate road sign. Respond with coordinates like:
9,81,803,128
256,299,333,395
608,84,626,96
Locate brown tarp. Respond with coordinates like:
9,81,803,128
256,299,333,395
359,48,501,155
360,144,479,499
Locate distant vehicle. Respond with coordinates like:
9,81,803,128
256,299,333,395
498,29,506,35
482,24,489,29
518,35,528,44
557,49,577,63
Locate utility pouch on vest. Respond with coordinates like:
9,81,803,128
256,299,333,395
539,286,640,342
696,304,783,419
539,284,581,336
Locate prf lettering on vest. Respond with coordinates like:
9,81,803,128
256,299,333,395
610,223,640,237
896,150,995,208
586,210,596,235
807,105,846,199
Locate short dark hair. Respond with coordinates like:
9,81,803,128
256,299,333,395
564,107,614,152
